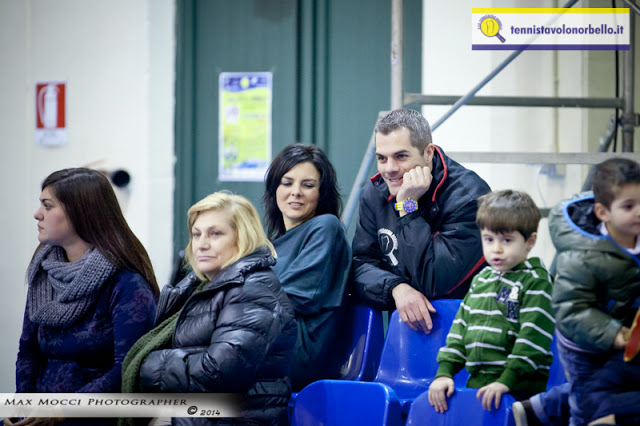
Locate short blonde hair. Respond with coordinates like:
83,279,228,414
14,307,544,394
185,191,276,281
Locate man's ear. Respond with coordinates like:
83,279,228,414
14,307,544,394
594,202,610,222
423,144,435,167
526,232,538,251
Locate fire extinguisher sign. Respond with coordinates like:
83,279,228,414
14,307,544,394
35,81,67,146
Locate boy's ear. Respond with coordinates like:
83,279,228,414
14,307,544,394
526,232,537,251
594,202,610,222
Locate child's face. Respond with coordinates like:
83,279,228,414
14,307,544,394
596,183,640,248
480,229,536,272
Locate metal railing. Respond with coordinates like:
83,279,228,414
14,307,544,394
341,0,639,228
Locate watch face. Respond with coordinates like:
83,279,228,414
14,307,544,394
403,198,418,213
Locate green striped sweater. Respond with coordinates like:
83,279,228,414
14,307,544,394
435,257,555,393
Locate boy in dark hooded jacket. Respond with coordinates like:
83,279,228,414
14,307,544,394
516,158,640,426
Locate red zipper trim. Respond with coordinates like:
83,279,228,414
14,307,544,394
445,255,486,296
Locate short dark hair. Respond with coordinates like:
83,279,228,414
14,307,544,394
263,144,341,240
592,158,640,208
374,108,432,154
39,168,159,295
476,190,540,240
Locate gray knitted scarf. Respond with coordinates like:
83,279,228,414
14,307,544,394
27,244,116,327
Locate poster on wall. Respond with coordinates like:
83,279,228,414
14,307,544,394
35,81,67,146
218,72,272,181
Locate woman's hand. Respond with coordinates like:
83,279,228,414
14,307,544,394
476,382,510,410
428,376,455,413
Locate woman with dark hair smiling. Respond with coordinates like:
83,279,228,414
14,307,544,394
263,143,351,391
9,168,158,426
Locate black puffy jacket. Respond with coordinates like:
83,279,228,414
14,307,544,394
139,247,297,425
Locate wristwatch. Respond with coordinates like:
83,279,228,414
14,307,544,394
394,197,418,213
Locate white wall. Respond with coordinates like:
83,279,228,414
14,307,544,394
422,0,638,267
0,0,175,391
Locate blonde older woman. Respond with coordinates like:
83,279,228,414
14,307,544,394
122,192,297,426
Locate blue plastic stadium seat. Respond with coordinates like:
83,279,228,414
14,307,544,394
334,302,385,381
374,299,469,413
290,299,465,423
406,387,516,426
403,309,563,426
291,380,402,426
288,301,384,421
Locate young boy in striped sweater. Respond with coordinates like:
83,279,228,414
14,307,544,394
428,190,555,413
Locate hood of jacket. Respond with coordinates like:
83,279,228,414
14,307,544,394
549,191,626,258
155,246,276,323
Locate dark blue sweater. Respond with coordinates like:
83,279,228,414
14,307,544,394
272,214,351,391
16,270,157,393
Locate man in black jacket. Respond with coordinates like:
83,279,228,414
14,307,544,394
352,108,490,333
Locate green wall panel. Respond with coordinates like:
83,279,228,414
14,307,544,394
174,0,421,258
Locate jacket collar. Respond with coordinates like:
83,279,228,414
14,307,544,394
205,246,275,290
370,144,449,203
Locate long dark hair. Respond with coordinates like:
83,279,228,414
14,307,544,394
263,144,342,240
37,168,159,295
